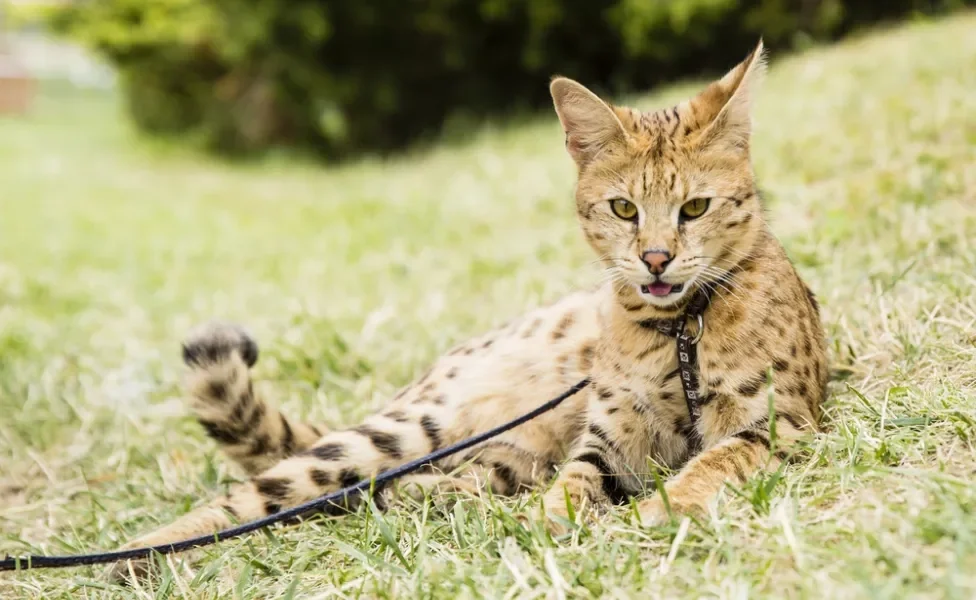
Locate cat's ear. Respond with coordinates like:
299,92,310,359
692,40,766,152
550,77,629,167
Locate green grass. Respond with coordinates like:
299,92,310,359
2,13,976,599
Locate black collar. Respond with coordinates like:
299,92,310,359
636,286,712,338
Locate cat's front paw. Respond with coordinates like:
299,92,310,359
635,495,670,527
534,491,588,537
635,495,702,527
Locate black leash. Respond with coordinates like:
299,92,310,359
0,379,591,572
1,289,714,574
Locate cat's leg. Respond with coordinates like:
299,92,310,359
538,387,647,533
181,321,329,475
539,389,816,532
635,400,816,525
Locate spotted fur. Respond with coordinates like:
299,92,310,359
110,41,827,579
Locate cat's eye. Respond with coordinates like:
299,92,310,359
610,199,638,221
680,197,711,220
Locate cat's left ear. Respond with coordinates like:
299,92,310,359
693,40,766,152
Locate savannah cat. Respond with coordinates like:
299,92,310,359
110,41,827,579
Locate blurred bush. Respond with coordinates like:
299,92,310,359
45,0,971,156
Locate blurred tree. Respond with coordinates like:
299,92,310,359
45,0,973,156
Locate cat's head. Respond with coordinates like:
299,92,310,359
551,42,766,311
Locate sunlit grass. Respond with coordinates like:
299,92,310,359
2,12,976,599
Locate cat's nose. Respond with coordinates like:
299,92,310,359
641,250,672,274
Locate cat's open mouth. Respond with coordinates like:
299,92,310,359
640,282,684,297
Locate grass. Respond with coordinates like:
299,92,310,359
2,12,976,599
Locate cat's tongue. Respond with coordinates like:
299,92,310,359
643,282,674,297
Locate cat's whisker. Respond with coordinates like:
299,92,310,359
708,283,753,315
717,246,757,263
585,256,631,269
698,281,746,315
707,280,747,307
697,267,750,307
594,265,633,289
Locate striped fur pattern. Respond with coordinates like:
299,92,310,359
110,42,827,579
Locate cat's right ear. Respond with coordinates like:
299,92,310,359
550,78,629,167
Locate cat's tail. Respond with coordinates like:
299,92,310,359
181,321,328,475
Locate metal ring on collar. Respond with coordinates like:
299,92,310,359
690,313,705,345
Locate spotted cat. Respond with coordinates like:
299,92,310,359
111,41,827,579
